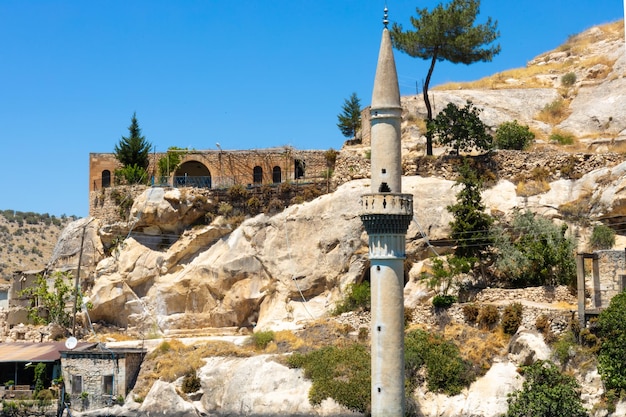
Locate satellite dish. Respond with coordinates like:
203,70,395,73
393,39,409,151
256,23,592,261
65,337,78,350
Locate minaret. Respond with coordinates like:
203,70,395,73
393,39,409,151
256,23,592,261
360,8,413,417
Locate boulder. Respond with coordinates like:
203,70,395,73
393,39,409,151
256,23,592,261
508,330,552,366
139,380,199,417
198,355,357,416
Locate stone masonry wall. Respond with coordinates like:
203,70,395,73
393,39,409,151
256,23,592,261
62,356,128,409
596,250,626,308
89,149,331,216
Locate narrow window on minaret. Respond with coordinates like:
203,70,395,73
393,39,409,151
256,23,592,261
381,169,386,174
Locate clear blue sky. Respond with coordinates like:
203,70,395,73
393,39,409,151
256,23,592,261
0,0,623,218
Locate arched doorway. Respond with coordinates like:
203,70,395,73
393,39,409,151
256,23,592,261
253,166,263,184
295,159,305,179
272,166,281,184
101,170,111,188
174,161,212,188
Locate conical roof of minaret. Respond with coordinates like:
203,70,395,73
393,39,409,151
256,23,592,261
371,28,401,110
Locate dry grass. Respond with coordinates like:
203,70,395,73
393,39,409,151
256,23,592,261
133,338,251,400
443,323,508,374
405,114,427,133
435,62,568,91
536,99,572,125
559,192,594,225
434,21,622,92
610,140,626,154
580,56,616,80
516,180,551,197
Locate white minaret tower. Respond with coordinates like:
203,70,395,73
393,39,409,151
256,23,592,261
360,8,413,417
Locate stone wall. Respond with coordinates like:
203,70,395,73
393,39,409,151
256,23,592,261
62,355,128,409
90,185,148,223
61,350,145,411
593,250,625,309
89,149,331,216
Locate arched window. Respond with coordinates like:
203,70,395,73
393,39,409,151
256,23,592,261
272,166,281,184
174,161,212,188
102,170,111,188
253,166,263,184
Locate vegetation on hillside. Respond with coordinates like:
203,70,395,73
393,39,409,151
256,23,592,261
18,271,85,328
0,210,75,275
391,0,500,155
505,360,587,417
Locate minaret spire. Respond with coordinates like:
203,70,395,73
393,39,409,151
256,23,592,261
383,6,389,28
360,7,413,417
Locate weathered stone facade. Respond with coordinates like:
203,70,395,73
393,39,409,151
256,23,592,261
89,148,332,216
61,347,145,411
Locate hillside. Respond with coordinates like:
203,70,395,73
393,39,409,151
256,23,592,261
398,20,626,147
5,20,626,417
0,210,76,277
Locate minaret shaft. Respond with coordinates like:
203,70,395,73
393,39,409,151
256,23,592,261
360,25,413,417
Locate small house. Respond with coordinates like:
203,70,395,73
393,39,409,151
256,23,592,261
60,344,146,410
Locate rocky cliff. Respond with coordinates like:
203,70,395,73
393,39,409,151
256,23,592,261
44,20,626,417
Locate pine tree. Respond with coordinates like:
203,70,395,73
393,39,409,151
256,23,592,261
114,112,152,170
336,93,362,140
391,0,500,155
447,160,493,262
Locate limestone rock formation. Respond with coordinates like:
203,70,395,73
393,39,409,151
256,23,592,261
198,355,358,416
413,361,521,417
139,380,200,417
62,158,626,335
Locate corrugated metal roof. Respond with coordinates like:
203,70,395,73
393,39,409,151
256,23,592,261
0,342,94,362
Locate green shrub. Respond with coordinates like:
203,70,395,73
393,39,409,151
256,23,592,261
287,343,370,413
561,72,577,87
539,99,568,124
333,281,371,315
492,210,577,288
405,329,475,395
246,196,262,215
156,341,172,354
181,371,201,393
550,131,575,145
590,224,615,250
477,305,499,329
432,294,457,309
114,164,148,185
553,331,576,365
505,360,586,417
217,202,233,217
501,303,523,335
251,330,275,350
494,121,535,150
579,328,600,351
36,389,54,402
597,291,626,392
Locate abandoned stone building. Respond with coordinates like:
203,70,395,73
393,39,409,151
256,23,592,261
89,147,331,194
61,345,145,410
577,249,626,325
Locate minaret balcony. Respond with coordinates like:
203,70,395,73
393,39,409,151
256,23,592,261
360,193,413,235
360,193,413,216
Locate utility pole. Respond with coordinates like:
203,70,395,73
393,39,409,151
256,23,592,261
72,218,94,337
